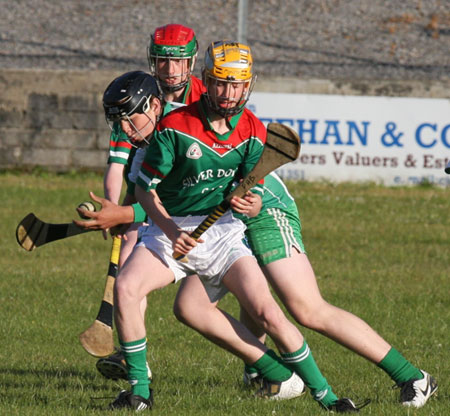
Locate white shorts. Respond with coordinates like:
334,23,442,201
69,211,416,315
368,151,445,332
136,211,253,302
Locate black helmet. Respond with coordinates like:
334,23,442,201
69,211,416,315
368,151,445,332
103,71,162,123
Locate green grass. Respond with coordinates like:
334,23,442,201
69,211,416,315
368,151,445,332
0,171,448,415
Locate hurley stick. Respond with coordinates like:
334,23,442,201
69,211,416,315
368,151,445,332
79,236,121,357
16,213,90,251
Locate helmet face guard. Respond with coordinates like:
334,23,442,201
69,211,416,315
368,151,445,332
147,24,198,92
202,41,256,117
112,113,156,148
203,75,256,118
103,71,162,146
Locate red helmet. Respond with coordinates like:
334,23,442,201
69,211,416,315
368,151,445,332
147,24,198,92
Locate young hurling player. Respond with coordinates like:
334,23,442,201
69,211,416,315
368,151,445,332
89,71,165,384
176,171,437,409
76,41,300,410
106,41,358,412
94,24,206,381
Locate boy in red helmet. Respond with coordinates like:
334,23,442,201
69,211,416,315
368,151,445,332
148,23,205,114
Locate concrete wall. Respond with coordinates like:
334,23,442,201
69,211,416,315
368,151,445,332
1,69,449,172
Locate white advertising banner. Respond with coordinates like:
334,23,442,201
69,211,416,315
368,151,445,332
248,92,450,186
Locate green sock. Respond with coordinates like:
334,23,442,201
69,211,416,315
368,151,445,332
282,342,338,408
251,349,292,382
120,337,151,399
244,363,260,378
377,347,423,384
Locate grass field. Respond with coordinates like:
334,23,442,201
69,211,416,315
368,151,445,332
0,171,448,415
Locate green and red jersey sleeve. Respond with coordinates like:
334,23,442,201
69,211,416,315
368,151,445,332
107,123,134,165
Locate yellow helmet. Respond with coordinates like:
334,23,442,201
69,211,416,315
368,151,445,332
203,40,256,116
204,41,253,81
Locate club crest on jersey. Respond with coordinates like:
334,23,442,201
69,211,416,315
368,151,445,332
186,143,202,159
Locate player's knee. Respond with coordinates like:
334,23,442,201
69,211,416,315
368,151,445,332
173,297,197,325
114,273,137,305
290,300,332,331
173,299,186,323
252,303,287,333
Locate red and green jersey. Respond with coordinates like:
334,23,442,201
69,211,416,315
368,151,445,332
136,95,267,216
107,123,137,185
162,75,206,116
107,123,135,165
